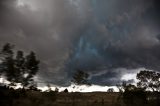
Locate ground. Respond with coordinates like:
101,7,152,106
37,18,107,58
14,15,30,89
0,88,159,106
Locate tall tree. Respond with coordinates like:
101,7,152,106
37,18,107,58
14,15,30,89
0,43,15,83
22,51,39,87
71,70,90,85
0,43,14,75
14,51,25,83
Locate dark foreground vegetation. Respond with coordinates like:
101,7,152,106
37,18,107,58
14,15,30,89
0,85,160,106
0,43,160,106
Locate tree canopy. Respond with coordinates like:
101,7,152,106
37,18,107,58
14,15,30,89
71,70,90,85
136,70,160,92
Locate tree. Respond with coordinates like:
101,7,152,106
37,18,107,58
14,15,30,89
46,83,52,92
0,43,14,76
0,43,16,84
63,88,68,93
1,43,14,57
29,82,38,91
22,51,39,87
116,81,128,93
54,87,59,93
71,70,90,85
122,84,147,106
136,70,160,92
0,43,40,88
107,88,114,92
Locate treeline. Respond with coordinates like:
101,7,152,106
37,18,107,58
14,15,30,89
0,43,39,89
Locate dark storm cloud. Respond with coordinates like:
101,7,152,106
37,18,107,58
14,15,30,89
0,0,92,86
0,0,160,86
66,0,160,85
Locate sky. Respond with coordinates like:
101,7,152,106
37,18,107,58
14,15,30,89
0,0,160,88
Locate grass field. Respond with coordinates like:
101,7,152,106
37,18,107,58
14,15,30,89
0,88,159,106
0,88,123,106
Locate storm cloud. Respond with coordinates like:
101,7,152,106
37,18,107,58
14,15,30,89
0,0,160,86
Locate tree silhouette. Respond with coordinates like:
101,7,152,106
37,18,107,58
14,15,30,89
1,43,14,56
22,51,39,87
0,43,40,88
137,70,160,92
0,43,16,84
71,70,90,85
0,43,14,76
122,84,147,106
107,88,114,92
63,88,68,93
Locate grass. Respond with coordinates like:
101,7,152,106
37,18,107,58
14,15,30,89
0,88,159,106
0,87,122,106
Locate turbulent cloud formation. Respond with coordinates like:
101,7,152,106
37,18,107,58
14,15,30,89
0,0,160,86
